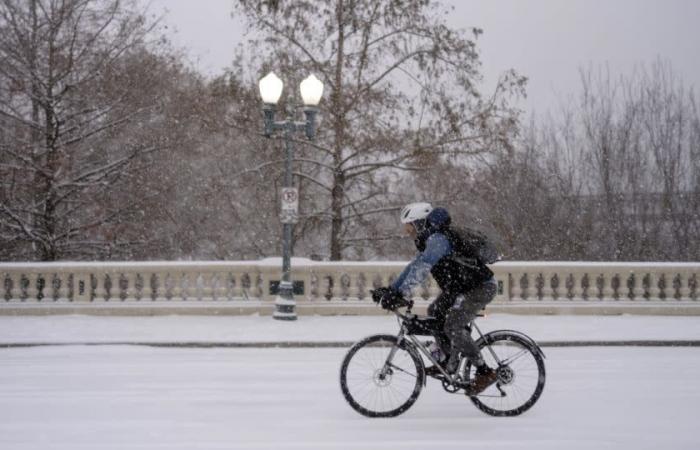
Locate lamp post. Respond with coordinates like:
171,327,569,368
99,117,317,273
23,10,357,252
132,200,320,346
258,72,324,321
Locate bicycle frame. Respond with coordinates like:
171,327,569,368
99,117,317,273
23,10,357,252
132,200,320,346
381,309,501,383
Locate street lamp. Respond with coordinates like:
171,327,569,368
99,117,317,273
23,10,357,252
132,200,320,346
258,72,324,321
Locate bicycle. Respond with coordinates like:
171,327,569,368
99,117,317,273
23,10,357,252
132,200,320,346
339,295,546,418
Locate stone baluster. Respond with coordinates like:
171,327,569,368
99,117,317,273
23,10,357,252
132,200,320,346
0,273,7,301
108,273,120,301
170,273,184,301
184,273,199,301
57,273,70,302
93,273,107,302
222,273,231,301
354,273,365,301
246,272,257,300
8,273,22,301
341,272,351,300
617,273,631,301
213,272,223,300
227,272,238,300
43,274,55,301
314,272,325,301
560,272,581,300
300,272,314,301
521,272,537,300
325,273,333,300
235,272,246,299
509,272,522,301
201,272,214,301
102,274,114,301
580,274,591,300
648,272,661,301
313,272,324,300
155,273,169,301
74,272,91,302
602,273,616,301
327,273,339,300
249,273,262,299
26,273,39,302
141,272,154,301
232,274,244,299
181,272,192,301
669,273,680,301
123,272,138,301
541,272,554,301
660,273,670,300
242,273,253,299
347,272,359,301
214,273,229,301
376,272,387,289
260,270,273,301
631,272,645,301
561,273,571,300
206,273,217,301
679,272,692,301
46,274,55,301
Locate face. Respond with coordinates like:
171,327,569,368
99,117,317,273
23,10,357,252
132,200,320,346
403,223,417,239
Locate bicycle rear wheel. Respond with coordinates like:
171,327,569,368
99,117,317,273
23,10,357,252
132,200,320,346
467,331,546,416
340,334,424,418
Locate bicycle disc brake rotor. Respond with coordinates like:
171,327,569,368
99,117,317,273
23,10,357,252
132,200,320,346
373,368,393,387
496,365,515,385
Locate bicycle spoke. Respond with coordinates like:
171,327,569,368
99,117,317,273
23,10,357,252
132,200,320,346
341,335,423,417
388,363,417,378
468,334,545,416
500,348,529,366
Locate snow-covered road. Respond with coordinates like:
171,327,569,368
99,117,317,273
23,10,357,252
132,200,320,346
2,314,700,344
1,345,698,450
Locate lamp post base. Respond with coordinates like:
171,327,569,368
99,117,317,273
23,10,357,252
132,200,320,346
273,285,297,320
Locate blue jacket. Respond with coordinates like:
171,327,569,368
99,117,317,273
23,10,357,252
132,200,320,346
391,232,452,296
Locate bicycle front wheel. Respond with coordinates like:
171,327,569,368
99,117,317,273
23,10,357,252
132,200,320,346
340,334,425,418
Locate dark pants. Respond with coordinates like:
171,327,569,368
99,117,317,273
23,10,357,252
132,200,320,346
427,278,497,365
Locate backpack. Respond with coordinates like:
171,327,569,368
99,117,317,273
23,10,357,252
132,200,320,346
446,226,501,265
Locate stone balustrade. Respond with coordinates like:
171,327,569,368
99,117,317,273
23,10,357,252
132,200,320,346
0,259,698,315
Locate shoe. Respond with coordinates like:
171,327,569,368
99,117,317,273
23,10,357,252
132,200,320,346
466,366,498,395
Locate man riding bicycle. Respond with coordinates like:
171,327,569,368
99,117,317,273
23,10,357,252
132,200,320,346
374,202,499,394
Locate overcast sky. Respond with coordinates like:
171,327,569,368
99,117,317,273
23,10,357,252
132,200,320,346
141,0,700,114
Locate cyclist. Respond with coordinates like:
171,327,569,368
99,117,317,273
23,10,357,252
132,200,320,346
376,202,498,394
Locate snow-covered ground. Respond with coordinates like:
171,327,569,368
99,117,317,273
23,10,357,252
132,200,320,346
1,313,700,344
1,344,698,449
1,314,699,449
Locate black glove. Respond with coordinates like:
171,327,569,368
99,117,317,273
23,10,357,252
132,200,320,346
371,286,407,311
371,287,390,304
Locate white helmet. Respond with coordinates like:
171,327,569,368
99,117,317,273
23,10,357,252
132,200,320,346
400,202,433,224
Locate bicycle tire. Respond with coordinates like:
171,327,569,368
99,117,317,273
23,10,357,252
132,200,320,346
467,331,546,417
340,334,425,418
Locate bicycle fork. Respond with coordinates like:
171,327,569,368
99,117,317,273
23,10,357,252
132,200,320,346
379,327,407,379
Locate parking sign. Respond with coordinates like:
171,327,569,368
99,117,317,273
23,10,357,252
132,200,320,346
280,187,299,224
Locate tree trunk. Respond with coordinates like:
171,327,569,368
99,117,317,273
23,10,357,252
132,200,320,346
329,0,345,261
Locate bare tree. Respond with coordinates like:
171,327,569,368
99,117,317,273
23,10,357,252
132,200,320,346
637,61,700,259
0,0,167,260
233,0,524,260
470,61,700,262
